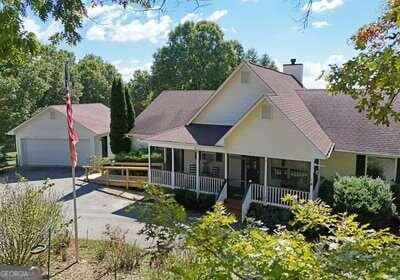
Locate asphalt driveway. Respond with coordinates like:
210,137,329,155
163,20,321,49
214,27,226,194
1,167,151,247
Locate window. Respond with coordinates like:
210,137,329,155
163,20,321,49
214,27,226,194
50,111,56,120
261,104,273,119
268,158,310,191
215,153,223,162
241,71,251,84
366,156,396,181
201,152,215,161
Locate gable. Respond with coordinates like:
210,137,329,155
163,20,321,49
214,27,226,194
223,99,325,161
192,63,273,126
12,109,94,140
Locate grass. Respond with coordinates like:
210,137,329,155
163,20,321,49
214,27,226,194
0,151,16,171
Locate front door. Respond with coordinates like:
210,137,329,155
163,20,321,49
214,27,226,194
101,136,108,158
228,155,261,199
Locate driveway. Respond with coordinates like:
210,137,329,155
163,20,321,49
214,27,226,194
1,167,151,247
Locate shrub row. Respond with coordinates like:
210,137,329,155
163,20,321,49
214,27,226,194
172,189,216,212
115,149,163,163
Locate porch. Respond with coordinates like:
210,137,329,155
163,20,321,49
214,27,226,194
148,146,320,212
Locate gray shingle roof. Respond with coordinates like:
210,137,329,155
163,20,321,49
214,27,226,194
247,62,334,156
130,90,213,139
299,90,400,156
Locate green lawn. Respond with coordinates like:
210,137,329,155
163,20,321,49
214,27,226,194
0,151,16,170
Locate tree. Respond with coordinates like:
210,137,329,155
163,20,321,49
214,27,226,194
128,70,153,115
75,55,120,106
110,78,131,154
0,1,209,63
245,48,278,69
150,21,245,97
124,87,135,132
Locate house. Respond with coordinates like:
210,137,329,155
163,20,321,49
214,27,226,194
8,103,111,166
132,59,400,219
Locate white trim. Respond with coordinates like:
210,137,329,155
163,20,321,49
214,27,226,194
224,153,228,180
395,158,399,182
144,140,226,153
365,155,368,176
196,150,200,198
186,62,247,125
309,160,315,200
148,145,151,182
264,157,268,201
171,148,175,187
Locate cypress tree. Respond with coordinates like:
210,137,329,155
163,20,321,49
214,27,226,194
110,78,131,154
124,87,135,132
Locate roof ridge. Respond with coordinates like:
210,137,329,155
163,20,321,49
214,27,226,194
246,60,304,88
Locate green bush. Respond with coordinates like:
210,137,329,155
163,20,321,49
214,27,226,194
333,176,395,228
247,203,294,230
391,183,400,210
173,189,215,212
115,149,163,163
318,178,334,206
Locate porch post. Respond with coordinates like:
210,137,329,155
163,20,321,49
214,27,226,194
364,155,368,176
148,145,151,183
224,153,228,180
394,158,398,182
264,157,268,202
171,148,175,187
196,150,200,198
309,160,315,200
163,148,167,170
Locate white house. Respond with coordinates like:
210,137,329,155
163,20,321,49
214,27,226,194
129,60,400,219
8,103,111,166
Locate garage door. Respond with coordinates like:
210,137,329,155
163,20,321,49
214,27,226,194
21,138,91,166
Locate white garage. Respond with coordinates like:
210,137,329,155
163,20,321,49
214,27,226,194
8,103,111,167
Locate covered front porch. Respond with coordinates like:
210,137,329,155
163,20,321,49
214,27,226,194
147,145,319,209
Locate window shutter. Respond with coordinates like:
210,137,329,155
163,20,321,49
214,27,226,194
355,155,366,177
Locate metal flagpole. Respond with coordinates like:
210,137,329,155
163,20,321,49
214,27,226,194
65,62,79,262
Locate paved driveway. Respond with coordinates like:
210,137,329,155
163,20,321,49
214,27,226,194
1,167,151,247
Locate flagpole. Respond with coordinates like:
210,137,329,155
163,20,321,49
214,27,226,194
65,62,79,262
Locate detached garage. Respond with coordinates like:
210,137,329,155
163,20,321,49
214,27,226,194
8,103,111,167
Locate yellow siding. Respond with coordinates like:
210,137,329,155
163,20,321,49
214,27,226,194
320,151,356,179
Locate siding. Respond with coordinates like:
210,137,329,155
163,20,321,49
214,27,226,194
320,151,357,179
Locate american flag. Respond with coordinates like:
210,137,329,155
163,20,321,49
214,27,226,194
65,64,79,168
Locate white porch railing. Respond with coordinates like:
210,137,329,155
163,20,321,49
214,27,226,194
149,169,223,195
150,169,172,186
250,184,309,208
217,181,228,202
241,186,252,222
200,176,225,194
175,172,196,190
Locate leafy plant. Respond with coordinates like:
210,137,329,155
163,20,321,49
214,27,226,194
115,149,163,163
0,178,64,265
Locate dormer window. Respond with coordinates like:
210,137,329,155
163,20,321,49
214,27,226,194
50,111,56,120
241,71,251,84
261,104,273,119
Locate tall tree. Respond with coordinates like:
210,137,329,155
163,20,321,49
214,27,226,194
128,70,153,115
151,21,245,97
326,0,400,125
125,87,135,132
110,78,131,154
75,54,119,106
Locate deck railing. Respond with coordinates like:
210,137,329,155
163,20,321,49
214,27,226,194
150,169,172,187
250,184,309,208
175,172,196,190
200,176,225,194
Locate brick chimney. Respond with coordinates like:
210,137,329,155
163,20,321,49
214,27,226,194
283,58,303,84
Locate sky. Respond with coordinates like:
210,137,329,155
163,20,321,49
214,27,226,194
22,0,383,88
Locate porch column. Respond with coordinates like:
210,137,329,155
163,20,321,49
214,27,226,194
224,153,228,180
309,160,315,200
171,148,175,187
196,150,200,198
163,148,167,170
264,157,268,202
364,155,368,176
148,145,151,183
394,158,398,182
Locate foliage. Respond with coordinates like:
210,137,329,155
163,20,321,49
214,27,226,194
114,149,163,163
247,203,294,230
245,48,278,69
326,0,400,125
318,177,335,205
128,70,153,115
366,157,385,179
88,155,110,173
124,86,135,132
75,54,120,106
392,183,400,210
333,176,396,227
133,184,186,265
110,77,131,154
0,0,206,63
99,224,142,277
150,21,244,97
0,178,64,265
173,189,215,212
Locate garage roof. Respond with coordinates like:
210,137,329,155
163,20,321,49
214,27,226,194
7,103,110,136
